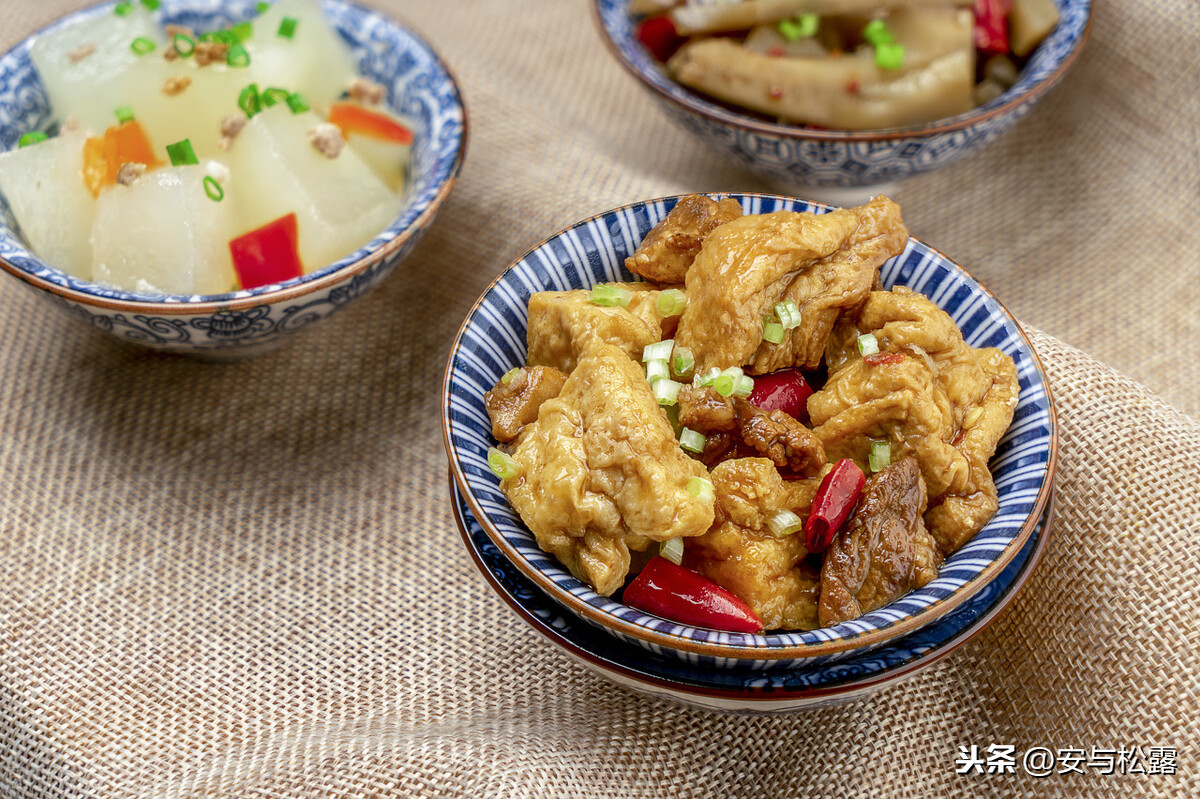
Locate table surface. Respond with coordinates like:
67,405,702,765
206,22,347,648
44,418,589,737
0,1,1196,798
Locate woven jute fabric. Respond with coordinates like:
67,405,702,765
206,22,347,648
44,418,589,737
0,0,1197,797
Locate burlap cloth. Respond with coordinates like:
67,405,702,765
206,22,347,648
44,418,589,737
0,0,1196,796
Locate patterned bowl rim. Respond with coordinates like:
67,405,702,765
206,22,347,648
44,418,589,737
590,0,1092,142
0,0,468,314
452,473,1053,702
441,192,1059,662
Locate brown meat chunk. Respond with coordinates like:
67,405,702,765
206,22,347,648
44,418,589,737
809,287,1018,554
626,194,742,284
685,458,821,630
526,285,665,373
677,385,736,432
675,196,907,374
734,398,825,477
484,365,568,442
818,458,943,626
500,344,714,595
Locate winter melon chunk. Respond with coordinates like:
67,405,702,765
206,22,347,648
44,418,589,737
0,130,96,279
247,0,357,115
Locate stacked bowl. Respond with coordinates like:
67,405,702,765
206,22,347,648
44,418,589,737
442,194,1058,712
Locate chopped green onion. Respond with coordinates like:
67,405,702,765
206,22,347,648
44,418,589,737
671,346,695,379
645,358,670,384
261,87,292,107
173,33,195,56
130,37,157,55
712,367,743,397
779,13,818,41
679,427,707,454
140,0,160,10
166,138,198,166
238,83,262,118
487,447,522,480
723,365,744,379
863,18,894,46
231,21,253,42
659,537,685,565
875,41,905,70
203,176,224,202
767,509,804,537
775,299,801,330
687,476,714,502
763,316,784,344
857,333,879,357
500,367,521,386
656,288,687,317
587,283,633,308
732,375,754,398
694,367,721,388
663,403,682,436
653,378,682,406
285,92,310,113
114,105,135,124
277,16,298,39
226,43,251,67
256,1,270,12
643,339,674,362
201,30,237,44
18,131,47,148
869,440,892,473
114,2,133,17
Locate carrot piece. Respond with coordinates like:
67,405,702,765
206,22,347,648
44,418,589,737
80,121,161,197
327,102,414,145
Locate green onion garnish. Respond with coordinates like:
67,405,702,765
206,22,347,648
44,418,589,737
203,176,224,202
232,21,253,42
863,19,894,46
693,367,720,388
645,359,670,384
173,33,195,56
869,440,892,473
687,476,714,501
238,83,262,118
500,367,521,386
18,131,47,148
857,333,879,357
679,427,707,453
875,41,905,70
659,537,685,565
130,37,157,55
779,13,818,42
656,288,687,317
226,43,251,67
775,299,801,330
277,16,298,39
732,375,754,398
671,346,695,379
285,92,310,114
653,379,682,406
166,138,198,166
114,2,133,17
256,1,270,12
767,509,804,537
587,283,633,308
643,339,674,362
261,87,292,107
711,367,742,397
114,105,135,124
763,316,784,344
201,30,238,44
140,0,160,10
487,447,522,480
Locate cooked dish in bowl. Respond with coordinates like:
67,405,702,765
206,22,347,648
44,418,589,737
482,195,1017,633
632,0,1062,129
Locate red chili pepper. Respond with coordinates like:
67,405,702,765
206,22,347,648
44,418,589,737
328,102,414,145
974,0,1011,54
803,459,866,553
748,368,814,422
623,556,764,634
229,213,304,290
636,15,683,62
864,352,905,366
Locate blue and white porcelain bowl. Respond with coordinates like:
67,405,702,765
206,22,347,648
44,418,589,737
0,0,466,358
592,0,1090,189
442,193,1057,669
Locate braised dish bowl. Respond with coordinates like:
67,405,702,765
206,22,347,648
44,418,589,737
443,193,1057,669
592,0,1090,189
0,0,466,358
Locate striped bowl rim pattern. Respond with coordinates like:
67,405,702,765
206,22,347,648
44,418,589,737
442,194,1057,665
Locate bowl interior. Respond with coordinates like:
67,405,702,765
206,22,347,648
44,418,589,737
594,0,1092,138
444,194,1056,660
0,0,465,304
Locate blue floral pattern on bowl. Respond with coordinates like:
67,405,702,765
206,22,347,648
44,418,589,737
593,0,1090,188
443,194,1057,669
0,0,466,356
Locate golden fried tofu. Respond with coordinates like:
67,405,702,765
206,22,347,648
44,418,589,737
625,194,742,285
500,344,714,595
526,285,665,373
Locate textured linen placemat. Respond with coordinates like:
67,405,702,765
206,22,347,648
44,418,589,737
0,0,1196,798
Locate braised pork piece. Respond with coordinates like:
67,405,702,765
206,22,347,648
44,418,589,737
485,195,1017,630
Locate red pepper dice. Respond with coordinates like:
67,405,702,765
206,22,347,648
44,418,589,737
803,459,866,553
974,0,1012,53
229,213,304,290
623,556,764,634
747,368,814,422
